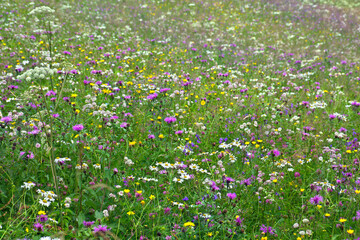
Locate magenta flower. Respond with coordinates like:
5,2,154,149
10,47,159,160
268,149,280,157
38,214,48,222
94,225,111,233
1,116,12,123
309,195,323,205
164,207,171,214
120,122,128,128
160,88,171,93
227,193,237,200
329,114,336,119
211,181,220,191
33,222,44,232
235,216,244,226
260,224,275,235
83,221,95,227
164,117,177,124
72,124,84,132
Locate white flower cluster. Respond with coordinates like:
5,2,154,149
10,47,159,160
28,6,55,16
330,112,347,121
21,181,36,189
124,157,134,166
18,67,57,82
309,101,327,109
64,197,71,208
39,237,61,240
37,189,57,207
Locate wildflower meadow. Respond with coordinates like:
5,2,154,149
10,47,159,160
1,0,360,239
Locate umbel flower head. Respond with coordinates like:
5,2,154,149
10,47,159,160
28,6,55,16
18,67,57,82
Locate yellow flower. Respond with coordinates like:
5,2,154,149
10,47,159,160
140,200,145,205
38,211,46,215
129,141,136,146
71,94,78,98
340,218,347,223
355,190,360,194
272,179,277,183
158,134,164,139
207,232,213,237
149,195,155,200
261,237,267,240
325,213,330,217
124,189,130,193
26,227,29,233
201,100,206,105
317,205,322,209
347,229,354,234
184,222,195,227
127,211,135,216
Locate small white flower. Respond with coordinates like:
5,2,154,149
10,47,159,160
39,198,51,207
103,209,109,217
293,223,299,228
21,181,36,189
302,218,310,224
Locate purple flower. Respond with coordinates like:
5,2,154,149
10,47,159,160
309,195,323,205
148,134,155,139
160,88,171,93
33,223,44,232
120,122,128,128
175,130,183,135
1,116,12,123
147,93,158,100
329,114,336,119
268,149,280,157
38,214,48,222
83,221,95,227
235,216,244,226
113,168,118,175
45,90,56,96
72,124,84,132
63,51,72,55
225,177,235,183
211,181,220,191
164,207,171,214
227,193,237,200
339,127,347,132
294,172,301,178
182,196,189,201
94,225,111,233
260,224,275,235
164,117,177,124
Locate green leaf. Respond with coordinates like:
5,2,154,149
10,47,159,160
95,210,103,220
77,212,85,226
